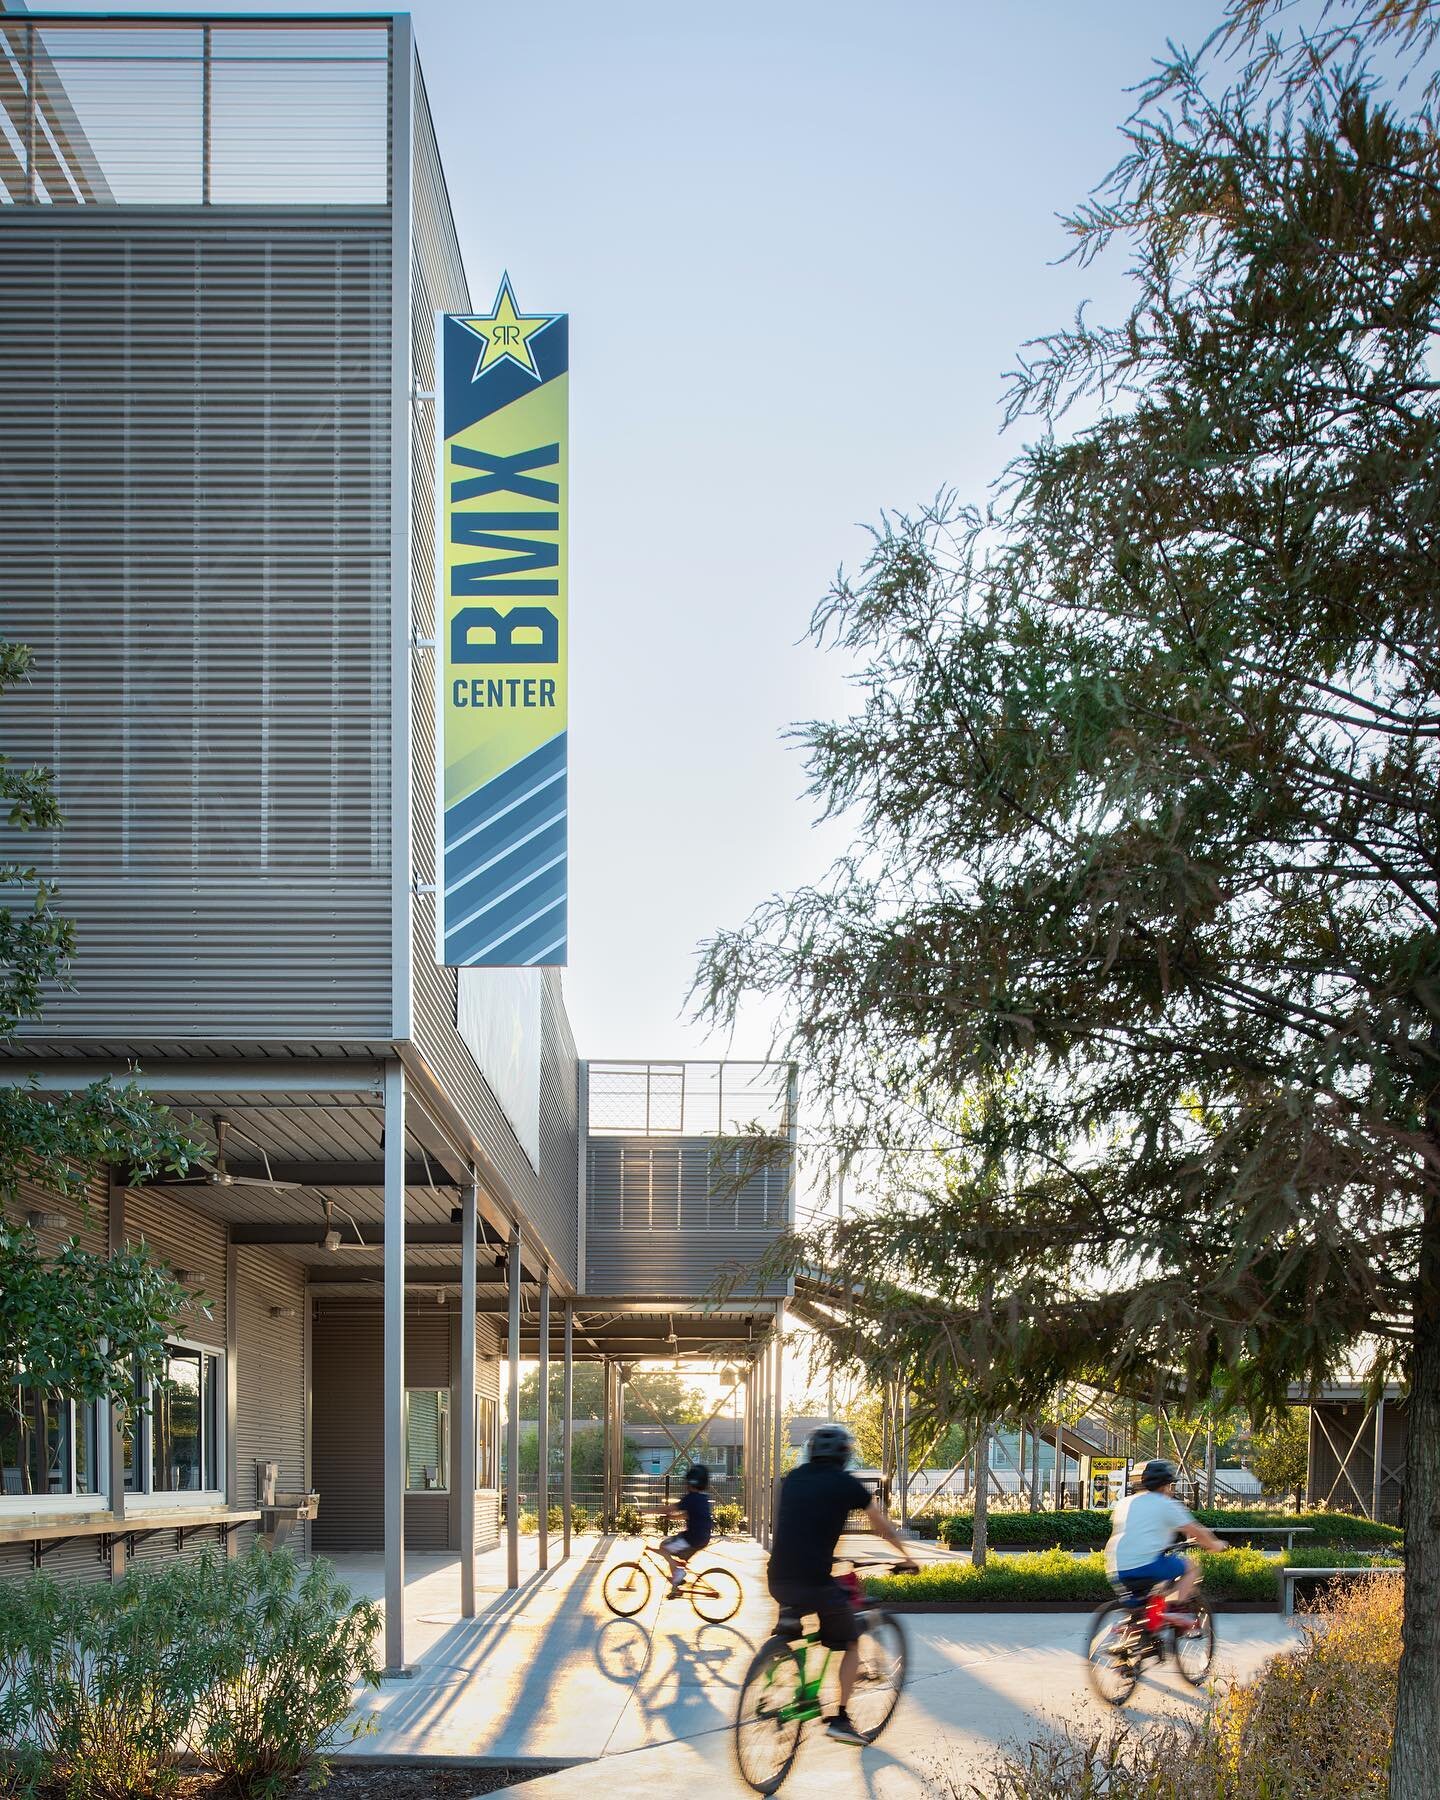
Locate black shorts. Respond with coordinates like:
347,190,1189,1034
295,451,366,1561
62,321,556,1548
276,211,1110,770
767,1576,859,1650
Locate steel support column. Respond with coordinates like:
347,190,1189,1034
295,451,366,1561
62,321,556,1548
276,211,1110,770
770,1307,785,1546
382,1062,410,1675
562,1302,574,1559
505,1230,521,1589
1372,1396,1386,1521
107,1168,128,1578
458,1180,478,1618
899,1389,911,1528
537,1276,550,1570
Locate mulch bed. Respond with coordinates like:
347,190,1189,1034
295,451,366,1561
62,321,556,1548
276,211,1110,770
42,1768,561,1800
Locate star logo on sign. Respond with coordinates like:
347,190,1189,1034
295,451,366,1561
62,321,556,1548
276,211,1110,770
454,273,558,382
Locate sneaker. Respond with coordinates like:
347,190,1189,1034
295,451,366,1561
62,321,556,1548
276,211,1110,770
668,1582,685,1600
826,1709,867,1746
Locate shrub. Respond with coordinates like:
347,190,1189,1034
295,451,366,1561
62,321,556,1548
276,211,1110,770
0,1564,198,1800
187,1547,380,1798
932,1575,1401,1797
863,1545,1399,1606
568,1504,593,1534
0,1550,380,1800
614,1503,646,1535
518,1510,538,1534
712,1502,744,1536
935,1506,1402,1552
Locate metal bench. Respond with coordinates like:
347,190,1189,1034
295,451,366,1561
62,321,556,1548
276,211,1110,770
1278,1562,1398,1617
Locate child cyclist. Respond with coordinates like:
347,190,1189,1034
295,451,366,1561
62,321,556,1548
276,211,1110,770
1106,1459,1227,1604
660,1463,714,1598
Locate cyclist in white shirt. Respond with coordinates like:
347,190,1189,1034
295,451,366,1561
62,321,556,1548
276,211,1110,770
1105,1459,1227,1603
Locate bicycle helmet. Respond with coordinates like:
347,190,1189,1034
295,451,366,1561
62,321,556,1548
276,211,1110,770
684,1463,710,1490
804,1422,857,1466
1139,1458,1178,1490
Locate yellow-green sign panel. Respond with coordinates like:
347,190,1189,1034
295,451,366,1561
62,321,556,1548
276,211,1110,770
437,277,567,966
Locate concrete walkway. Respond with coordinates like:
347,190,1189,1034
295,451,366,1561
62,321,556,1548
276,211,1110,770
329,1536,1298,1792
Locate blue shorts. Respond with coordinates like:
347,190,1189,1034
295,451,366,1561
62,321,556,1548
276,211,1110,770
1116,1551,1187,1591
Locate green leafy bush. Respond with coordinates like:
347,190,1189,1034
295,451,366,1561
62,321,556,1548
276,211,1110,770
570,1505,592,1533
935,1507,1402,1552
712,1502,744,1536
0,1565,198,1800
863,1545,1399,1606
614,1503,646,1535
0,1550,379,1800
188,1547,381,1798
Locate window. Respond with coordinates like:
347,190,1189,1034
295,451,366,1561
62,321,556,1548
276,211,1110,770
405,1390,449,1492
0,1387,101,1500
125,1343,224,1499
475,1396,498,1490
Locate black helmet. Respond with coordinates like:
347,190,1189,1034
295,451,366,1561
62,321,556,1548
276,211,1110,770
1139,1458,1177,1490
805,1423,857,1466
684,1463,710,1490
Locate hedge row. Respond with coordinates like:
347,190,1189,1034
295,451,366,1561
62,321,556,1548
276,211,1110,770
932,1507,1403,1551
864,1545,1402,1606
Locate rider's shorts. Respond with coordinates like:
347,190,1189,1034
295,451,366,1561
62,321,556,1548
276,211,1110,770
1116,1551,1187,1592
661,1533,695,1558
768,1576,860,1650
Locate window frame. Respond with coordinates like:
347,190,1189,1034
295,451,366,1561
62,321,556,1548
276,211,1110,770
404,1387,451,1495
125,1336,227,1511
0,1387,107,1514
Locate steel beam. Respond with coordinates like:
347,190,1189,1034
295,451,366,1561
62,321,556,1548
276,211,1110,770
506,1230,522,1589
562,1302,573,1560
458,1180,477,1618
0,1060,384,1094
537,1276,550,1571
381,1061,410,1676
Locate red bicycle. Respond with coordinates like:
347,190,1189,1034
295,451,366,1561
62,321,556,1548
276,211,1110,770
1085,1577,1217,1705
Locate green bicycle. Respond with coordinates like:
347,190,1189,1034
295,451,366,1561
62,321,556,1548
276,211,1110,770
733,1562,910,1794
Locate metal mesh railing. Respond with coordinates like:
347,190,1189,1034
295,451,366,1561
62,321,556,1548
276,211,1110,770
0,19,390,207
587,1061,793,1138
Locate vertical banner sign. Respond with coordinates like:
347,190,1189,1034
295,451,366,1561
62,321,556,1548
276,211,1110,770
437,275,568,966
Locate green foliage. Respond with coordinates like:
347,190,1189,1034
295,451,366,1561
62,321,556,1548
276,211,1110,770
0,1220,192,1415
863,1545,1399,1606
0,1550,379,1800
570,1505,593,1534
694,0,1440,1430
516,1362,707,1425
612,1503,646,1535
935,1507,1402,1552
1249,1410,1310,1504
187,1548,380,1797
712,1501,744,1535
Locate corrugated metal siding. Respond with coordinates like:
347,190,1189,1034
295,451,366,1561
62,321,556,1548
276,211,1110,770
235,1247,307,1554
402,69,579,1283
585,1136,789,1297
310,1302,493,1551
123,1187,226,1351
0,208,394,1040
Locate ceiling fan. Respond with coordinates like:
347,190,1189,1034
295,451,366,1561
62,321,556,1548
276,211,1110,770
157,1115,304,1191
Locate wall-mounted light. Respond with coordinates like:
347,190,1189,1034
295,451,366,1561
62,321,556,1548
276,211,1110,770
26,1209,66,1231
173,1268,196,1286
268,1305,298,1322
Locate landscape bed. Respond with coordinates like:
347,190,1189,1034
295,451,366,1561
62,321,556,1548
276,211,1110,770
928,1508,1403,1552
863,1545,1401,1608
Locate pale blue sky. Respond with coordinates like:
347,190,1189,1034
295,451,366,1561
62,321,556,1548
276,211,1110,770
44,0,1222,1059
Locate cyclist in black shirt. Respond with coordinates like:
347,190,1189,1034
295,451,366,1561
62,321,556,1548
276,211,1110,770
660,1463,714,1598
768,1422,917,1745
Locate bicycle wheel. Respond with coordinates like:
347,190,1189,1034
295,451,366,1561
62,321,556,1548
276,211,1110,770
1171,1599,1216,1686
734,1637,805,1795
602,1560,652,1617
848,1609,907,1741
689,1564,742,1623
1085,1601,1141,1707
